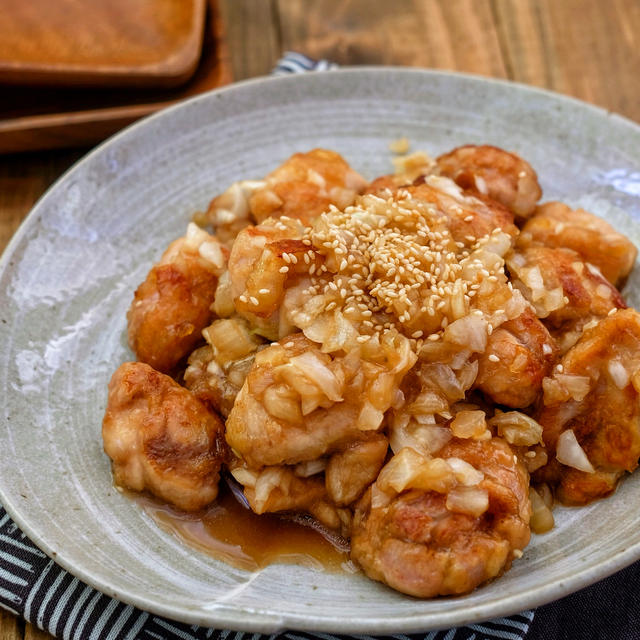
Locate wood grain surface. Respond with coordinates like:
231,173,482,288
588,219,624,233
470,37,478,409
1,0,639,638
0,0,207,88
0,0,232,153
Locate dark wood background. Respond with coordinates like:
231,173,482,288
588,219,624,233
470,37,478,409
1,0,639,638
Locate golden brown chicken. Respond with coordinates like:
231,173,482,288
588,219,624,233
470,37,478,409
225,332,414,469
507,245,626,352
475,307,558,408
127,224,227,374
435,144,542,220
351,437,531,598
225,216,318,340
518,201,637,286
364,173,519,248
206,149,368,244
102,362,226,512
534,309,640,505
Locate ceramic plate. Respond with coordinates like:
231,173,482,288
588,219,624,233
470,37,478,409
1,69,640,634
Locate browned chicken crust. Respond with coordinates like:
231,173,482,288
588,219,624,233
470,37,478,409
351,438,530,598
102,362,226,511
475,307,558,408
519,201,637,286
535,309,640,504
127,232,224,373
436,144,542,220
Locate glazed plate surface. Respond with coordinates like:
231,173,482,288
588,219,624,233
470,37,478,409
1,69,640,633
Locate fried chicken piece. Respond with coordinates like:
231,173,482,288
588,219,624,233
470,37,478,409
366,174,518,248
226,216,319,340
475,307,558,408
351,437,530,598
102,362,226,512
206,149,368,243
435,144,542,220
508,245,626,352
225,333,414,469
519,201,637,286
127,224,226,374
534,309,640,505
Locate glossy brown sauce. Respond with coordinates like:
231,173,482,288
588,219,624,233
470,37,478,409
135,485,355,573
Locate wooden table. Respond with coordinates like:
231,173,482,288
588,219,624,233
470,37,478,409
1,1,638,638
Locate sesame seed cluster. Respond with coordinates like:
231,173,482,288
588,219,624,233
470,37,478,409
296,189,511,347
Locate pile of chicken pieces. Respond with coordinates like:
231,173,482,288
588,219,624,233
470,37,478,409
102,144,640,598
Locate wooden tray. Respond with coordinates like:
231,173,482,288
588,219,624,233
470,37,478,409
0,0,232,153
0,0,206,88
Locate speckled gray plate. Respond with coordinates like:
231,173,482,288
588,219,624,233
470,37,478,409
1,68,640,634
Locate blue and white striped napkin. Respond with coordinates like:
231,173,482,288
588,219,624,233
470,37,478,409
0,52,539,640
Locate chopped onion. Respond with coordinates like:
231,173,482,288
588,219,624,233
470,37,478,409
288,351,343,402
357,402,385,431
557,373,591,401
489,410,543,446
212,271,235,317
523,447,548,473
446,486,489,517
408,391,449,415
542,373,591,405
529,487,554,534
521,265,544,293
450,410,488,439
370,484,393,509
294,459,327,477
184,221,212,249
419,363,465,402
446,457,484,486
230,467,258,488
389,420,452,456
198,239,226,272
608,360,630,389
556,429,595,473
263,384,303,423
412,457,458,493
376,448,457,495
457,360,479,390
203,318,258,366
444,314,488,352
482,230,513,258
253,467,288,512
322,310,359,353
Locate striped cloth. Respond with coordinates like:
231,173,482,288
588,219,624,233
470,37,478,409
0,53,535,639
